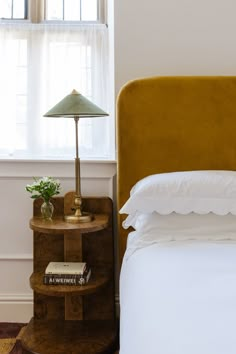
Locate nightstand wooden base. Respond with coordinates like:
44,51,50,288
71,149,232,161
22,196,117,354
21,318,117,354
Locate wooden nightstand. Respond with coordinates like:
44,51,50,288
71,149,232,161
21,193,117,354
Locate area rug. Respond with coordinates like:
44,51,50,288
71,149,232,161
0,323,26,354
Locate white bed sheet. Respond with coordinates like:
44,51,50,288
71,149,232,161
120,239,236,354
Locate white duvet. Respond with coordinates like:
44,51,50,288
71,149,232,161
120,239,236,354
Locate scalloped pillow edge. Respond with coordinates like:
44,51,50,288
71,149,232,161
120,196,236,216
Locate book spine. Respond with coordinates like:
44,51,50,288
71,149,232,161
43,270,91,286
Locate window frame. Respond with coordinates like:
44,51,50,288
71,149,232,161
0,0,107,24
0,0,28,20
28,0,106,24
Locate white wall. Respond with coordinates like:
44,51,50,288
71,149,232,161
114,0,236,95
0,160,116,322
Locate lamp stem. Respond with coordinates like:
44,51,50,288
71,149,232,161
74,116,81,198
74,117,82,217
64,115,93,222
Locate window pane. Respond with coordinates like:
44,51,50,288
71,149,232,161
16,67,27,94
16,123,27,150
46,0,63,20
0,24,112,160
13,0,25,19
81,0,97,21
18,38,27,66
16,95,27,124
0,0,12,18
64,0,81,21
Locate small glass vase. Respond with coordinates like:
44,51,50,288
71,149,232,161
41,200,54,220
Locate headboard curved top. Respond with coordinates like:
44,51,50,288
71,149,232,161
117,76,236,264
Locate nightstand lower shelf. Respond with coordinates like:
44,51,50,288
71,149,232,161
21,318,117,354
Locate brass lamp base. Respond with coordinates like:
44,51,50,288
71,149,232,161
64,211,94,224
63,191,94,223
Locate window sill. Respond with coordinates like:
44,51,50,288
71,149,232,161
0,159,117,179
0,157,116,163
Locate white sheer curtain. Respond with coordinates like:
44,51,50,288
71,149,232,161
0,22,112,159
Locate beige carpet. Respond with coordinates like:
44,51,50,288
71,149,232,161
0,324,26,354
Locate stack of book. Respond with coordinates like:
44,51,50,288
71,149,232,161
43,261,91,286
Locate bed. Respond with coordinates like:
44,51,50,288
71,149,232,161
116,76,236,354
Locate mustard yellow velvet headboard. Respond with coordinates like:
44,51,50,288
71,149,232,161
117,76,236,265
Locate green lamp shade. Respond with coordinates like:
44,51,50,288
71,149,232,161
44,89,108,118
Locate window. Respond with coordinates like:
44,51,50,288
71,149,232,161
0,0,27,19
45,0,98,22
0,0,113,160
0,0,103,22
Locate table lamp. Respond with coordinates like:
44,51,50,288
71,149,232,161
44,89,109,223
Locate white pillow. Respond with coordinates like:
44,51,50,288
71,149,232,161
120,170,236,216
123,211,236,235
124,212,236,260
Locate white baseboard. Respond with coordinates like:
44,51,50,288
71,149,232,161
0,298,33,323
